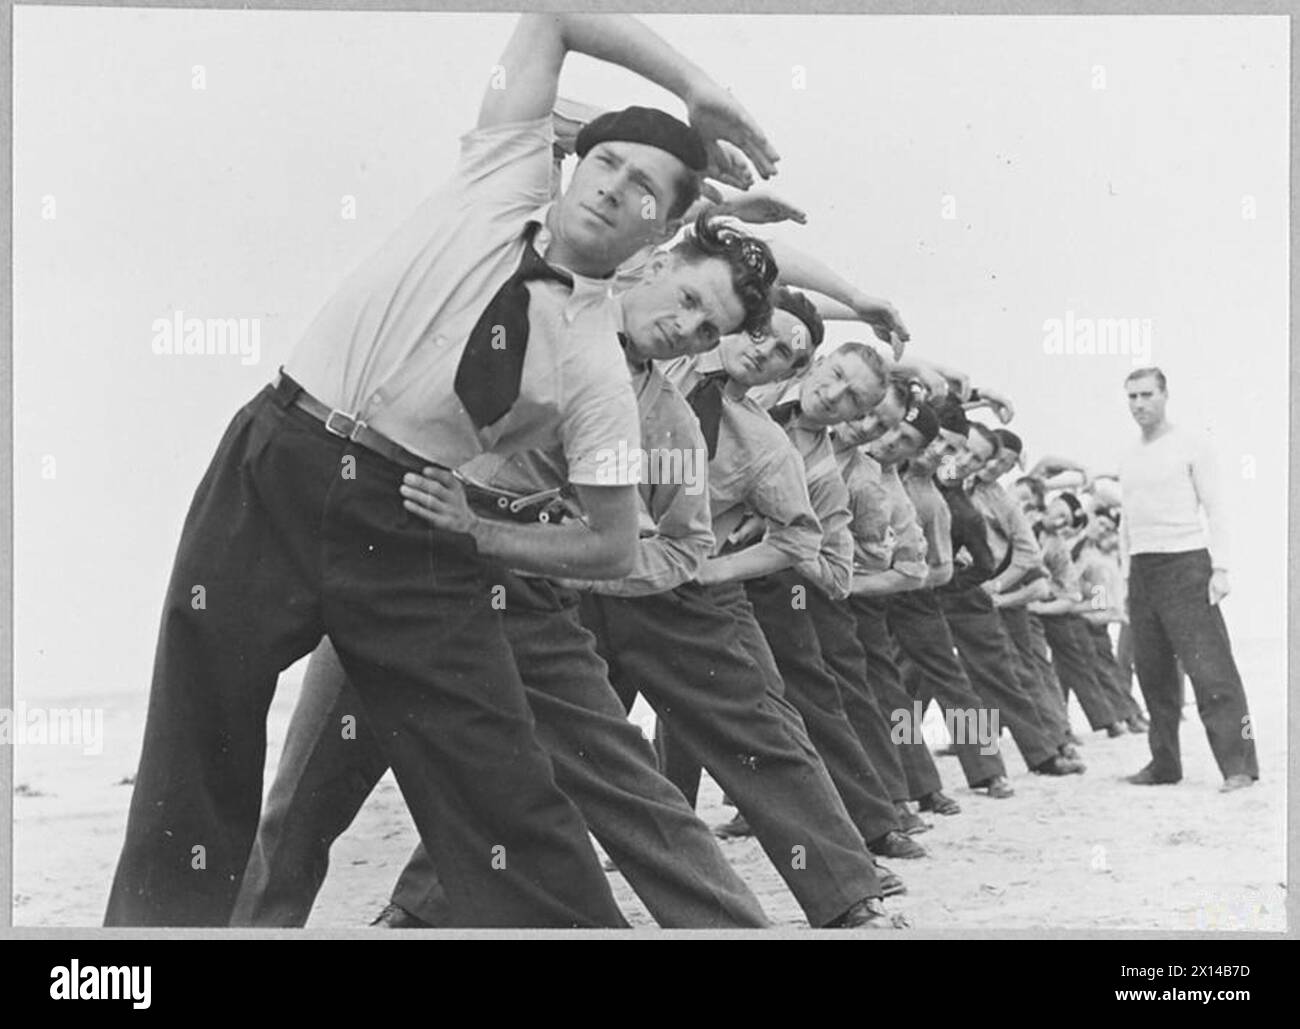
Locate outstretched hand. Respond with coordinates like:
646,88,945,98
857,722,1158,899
852,295,910,353
719,190,808,226
687,80,780,183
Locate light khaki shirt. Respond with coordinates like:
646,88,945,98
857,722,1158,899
283,115,639,483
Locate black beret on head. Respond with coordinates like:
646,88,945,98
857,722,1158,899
994,429,1023,455
576,106,708,173
935,393,970,436
1057,490,1088,529
903,400,941,446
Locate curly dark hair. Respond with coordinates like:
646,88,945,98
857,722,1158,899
670,213,778,337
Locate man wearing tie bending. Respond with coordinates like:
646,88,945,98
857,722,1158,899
106,12,779,927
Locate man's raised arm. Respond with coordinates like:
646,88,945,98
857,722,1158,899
478,14,779,178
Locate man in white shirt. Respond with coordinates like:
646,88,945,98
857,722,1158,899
1119,367,1257,791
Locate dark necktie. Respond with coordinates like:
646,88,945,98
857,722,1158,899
684,369,730,460
767,399,803,428
454,222,574,429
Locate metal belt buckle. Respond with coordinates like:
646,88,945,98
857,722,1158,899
325,409,367,442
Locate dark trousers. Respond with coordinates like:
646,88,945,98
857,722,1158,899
848,595,944,800
999,606,1072,746
743,571,901,843
936,586,1060,770
581,581,882,926
1086,623,1144,722
1038,613,1121,731
804,587,911,803
232,574,766,928
1128,550,1258,781
883,589,1007,786
1117,623,1179,711
105,384,622,928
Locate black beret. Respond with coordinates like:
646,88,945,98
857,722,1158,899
903,400,940,445
773,287,825,352
1057,490,1088,529
994,429,1023,455
575,106,708,173
935,393,970,436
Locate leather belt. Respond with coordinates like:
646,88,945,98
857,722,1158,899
274,371,442,473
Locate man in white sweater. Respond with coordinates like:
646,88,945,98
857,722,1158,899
1118,367,1258,791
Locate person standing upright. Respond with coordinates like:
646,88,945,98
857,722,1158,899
1119,367,1258,791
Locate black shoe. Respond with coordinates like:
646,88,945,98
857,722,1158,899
1105,722,1127,738
873,860,907,897
369,903,430,929
825,896,909,929
1125,765,1180,786
1033,755,1085,776
714,812,753,839
976,775,1015,799
868,830,927,860
895,802,932,835
917,790,961,816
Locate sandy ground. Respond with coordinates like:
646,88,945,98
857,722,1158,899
12,637,1288,932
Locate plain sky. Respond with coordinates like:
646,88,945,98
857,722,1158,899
12,9,1289,701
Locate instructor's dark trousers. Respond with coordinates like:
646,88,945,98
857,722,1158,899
1128,550,1258,781
105,381,623,928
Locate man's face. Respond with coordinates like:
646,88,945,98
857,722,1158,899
620,253,745,362
718,309,810,388
1043,497,1074,532
1089,513,1119,553
1126,374,1168,430
1013,481,1039,513
954,431,997,481
557,141,688,271
869,423,926,466
912,431,962,477
834,388,908,448
797,350,885,427
977,447,1019,483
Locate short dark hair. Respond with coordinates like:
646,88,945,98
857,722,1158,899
1125,366,1168,392
935,393,970,436
884,374,912,411
772,286,825,367
666,169,702,221
968,421,1002,460
671,213,778,337
1015,475,1047,510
